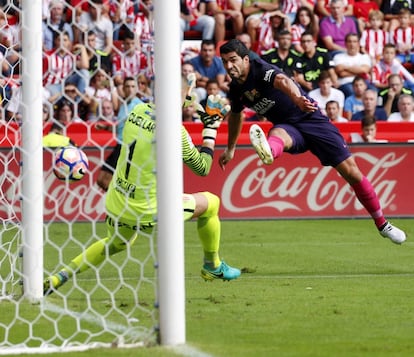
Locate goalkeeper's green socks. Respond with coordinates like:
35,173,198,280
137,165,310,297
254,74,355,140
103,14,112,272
197,192,221,269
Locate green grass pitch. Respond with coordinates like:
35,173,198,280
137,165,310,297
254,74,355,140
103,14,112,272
1,218,414,357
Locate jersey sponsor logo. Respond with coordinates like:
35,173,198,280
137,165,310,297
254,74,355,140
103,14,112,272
252,98,275,115
263,69,274,82
244,89,259,102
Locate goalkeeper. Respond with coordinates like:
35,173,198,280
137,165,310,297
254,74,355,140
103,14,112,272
44,81,240,295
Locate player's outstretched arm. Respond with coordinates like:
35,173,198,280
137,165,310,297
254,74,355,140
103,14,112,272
218,111,243,170
273,73,317,113
182,94,230,176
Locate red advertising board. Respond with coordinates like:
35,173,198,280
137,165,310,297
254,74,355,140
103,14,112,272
1,144,413,221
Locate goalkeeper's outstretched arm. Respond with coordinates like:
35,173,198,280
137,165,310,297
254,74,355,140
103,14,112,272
182,87,230,176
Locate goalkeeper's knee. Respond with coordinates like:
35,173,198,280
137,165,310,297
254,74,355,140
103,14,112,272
108,233,138,255
199,191,220,218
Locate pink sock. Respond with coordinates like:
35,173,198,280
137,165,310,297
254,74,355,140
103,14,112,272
352,176,386,229
268,136,284,159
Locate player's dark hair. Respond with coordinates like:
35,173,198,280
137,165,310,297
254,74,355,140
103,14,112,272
219,39,249,58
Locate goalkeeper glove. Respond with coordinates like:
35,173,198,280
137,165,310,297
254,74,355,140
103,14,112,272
198,94,231,143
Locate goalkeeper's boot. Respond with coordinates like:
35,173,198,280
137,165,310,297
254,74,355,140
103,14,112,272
201,261,241,281
249,124,274,165
43,271,69,296
379,222,406,244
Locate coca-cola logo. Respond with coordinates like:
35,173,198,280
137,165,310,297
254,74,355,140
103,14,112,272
221,151,406,214
0,153,106,221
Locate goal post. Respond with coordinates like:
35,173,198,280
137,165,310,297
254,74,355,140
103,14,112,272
21,0,44,302
153,0,186,346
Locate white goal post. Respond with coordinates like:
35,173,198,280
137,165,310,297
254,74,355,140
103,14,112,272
0,0,185,353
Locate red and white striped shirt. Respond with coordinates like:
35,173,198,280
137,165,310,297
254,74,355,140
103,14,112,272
109,0,135,24
389,26,414,54
282,0,301,14
43,51,75,86
112,50,148,79
360,29,388,60
291,24,306,45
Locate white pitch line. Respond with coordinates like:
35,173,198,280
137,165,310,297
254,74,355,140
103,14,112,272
43,301,150,341
43,301,216,357
234,272,414,279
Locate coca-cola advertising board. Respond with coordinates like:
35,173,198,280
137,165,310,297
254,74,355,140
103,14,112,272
0,145,413,221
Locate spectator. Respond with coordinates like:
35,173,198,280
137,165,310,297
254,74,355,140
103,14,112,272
182,61,196,78
333,33,372,98
189,39,229,100
359,10,388,64
206,0,244,43
290,6,319,53
83,69,118,122
387,94,414,122
42,0,74,51
133,0,154,53
351,89,387,121
378,73,413,116
136,72,153,102
242,0,279,43
77,0,113,55
281,0,304,25
108,0,135,41
199,78,222,109
389,8,414,65
326,100,348,122
308,70,345,115
42,31,90,98
235,32,260,60
316,0,355,18
100,98,117,121
353,0,379,32
380,0,414,32
350,117,387,143
343,75,367,120
43,102,53,123
53,97,82,124
319,0,358,54
180,0,215,41
84,30,112,75
261,30,301,79
111,30,148,96
0,4,21,76
295,31,338,92
61,82,91,120
257,10,291,55
94,98,117,129
372,44,414,92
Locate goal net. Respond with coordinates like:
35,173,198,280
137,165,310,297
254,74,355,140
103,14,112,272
0,0,184,353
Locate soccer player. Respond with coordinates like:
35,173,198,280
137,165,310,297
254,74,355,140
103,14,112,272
218,39,406,245
44,95,240,295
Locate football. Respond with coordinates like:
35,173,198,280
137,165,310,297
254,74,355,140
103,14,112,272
53,146,89,182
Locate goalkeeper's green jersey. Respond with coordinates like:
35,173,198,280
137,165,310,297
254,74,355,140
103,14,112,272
105,103,214,223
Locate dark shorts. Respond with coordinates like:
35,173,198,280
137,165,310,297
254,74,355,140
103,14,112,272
272,112,351,167
101,144,121,173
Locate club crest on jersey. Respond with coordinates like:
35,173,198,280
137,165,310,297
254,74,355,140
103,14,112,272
264,69,274,82
244,89,259,102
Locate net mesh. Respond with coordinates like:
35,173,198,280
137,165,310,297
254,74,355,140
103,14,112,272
0,1,159,353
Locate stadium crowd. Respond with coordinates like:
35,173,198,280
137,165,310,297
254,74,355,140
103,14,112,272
0,0,413,138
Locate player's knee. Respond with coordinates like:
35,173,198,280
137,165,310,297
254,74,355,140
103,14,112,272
200,191,220,218
108,233,137,254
